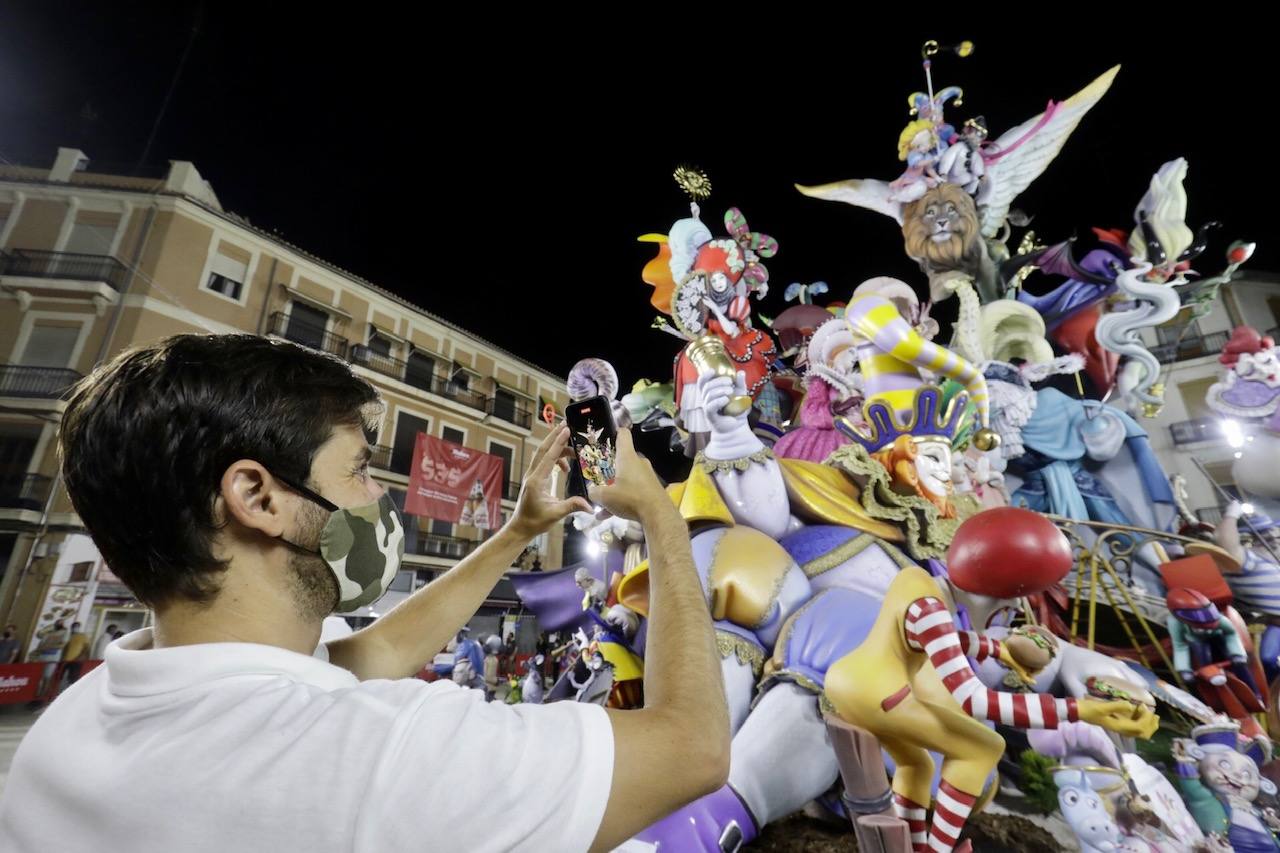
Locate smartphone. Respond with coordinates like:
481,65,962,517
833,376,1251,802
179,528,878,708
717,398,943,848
565,395,619,497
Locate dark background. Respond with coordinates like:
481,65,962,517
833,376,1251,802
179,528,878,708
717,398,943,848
1,6,1267,473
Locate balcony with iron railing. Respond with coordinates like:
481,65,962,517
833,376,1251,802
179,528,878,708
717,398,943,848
487,395,533,429
348,345,406,382
410,534,481,560
505,479,521,501
0,473,53,512
266,311,350,358
0,365,83,399
346,345,488,409
0,249,129,290
1196,506,1225,524
368,445,393,471
1151,330,1232,365
432,375,487,410
1169,416,1224,447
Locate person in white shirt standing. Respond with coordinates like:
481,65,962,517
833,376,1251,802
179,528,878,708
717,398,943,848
90,623,118,661
0,334,729,852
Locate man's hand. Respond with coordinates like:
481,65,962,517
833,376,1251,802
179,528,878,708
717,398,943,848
1077,697,1159,739
587,430,670,523
511,425,592,539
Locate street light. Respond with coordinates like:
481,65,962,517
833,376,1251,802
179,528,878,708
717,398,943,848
1222,419,1245,449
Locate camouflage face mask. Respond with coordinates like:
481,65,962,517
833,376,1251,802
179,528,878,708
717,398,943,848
269,470,406,612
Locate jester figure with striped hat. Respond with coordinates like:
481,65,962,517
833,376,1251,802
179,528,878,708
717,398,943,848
824,506,1160,853
815,275,1000,555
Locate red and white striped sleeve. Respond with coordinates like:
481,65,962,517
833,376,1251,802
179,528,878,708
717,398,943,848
956,629,998,662
904,597,1077,729
727,293,751,323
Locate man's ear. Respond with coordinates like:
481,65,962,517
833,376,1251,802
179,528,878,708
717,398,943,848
219,460,290,538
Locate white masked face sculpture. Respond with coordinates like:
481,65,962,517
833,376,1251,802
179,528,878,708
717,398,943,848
913,439,953,500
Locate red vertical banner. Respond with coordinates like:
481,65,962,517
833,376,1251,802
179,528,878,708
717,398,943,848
405,434,504,529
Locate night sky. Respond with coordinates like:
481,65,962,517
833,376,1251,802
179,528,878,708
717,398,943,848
2,8,1268,435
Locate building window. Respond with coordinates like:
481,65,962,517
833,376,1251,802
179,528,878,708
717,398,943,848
206,273,241,300
285,301,329,350
447,365,469,394
69,561,95,583
1179,378,1218,420
204,253,249,302
387,487,418,554
366,333,392,358
442,426,465,446
63,218,118,256
0,426,42,515
492,389,517,423
489,441,514,496
405,351,435,393
19,324,80,368
1156,317,1201,346
391,413,430,475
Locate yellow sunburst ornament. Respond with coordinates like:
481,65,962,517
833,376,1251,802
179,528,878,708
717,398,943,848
673,166,712,202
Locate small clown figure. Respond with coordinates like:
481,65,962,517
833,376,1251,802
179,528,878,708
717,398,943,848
824,508,1158,853
1174,722,1280,851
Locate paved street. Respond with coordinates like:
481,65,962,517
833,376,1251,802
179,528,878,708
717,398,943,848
0,706,40,798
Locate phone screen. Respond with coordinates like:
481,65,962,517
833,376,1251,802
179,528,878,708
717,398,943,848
565,396,618,495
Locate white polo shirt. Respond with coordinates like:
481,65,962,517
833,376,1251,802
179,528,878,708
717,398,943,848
0,629,613,852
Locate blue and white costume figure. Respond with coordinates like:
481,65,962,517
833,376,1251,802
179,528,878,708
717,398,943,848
1005,387,1174,530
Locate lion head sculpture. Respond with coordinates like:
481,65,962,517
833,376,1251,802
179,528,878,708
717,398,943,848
901,183,986,279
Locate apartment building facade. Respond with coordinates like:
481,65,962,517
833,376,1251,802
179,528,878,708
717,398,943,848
0,148,571,657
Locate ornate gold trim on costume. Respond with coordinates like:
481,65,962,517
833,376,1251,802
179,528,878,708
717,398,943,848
759,592,825,686
799,531,913,578
752,565,795,632
762,670,824,697
696,448,775,474
716,630,766,678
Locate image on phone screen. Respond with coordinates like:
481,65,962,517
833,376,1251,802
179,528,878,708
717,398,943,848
566,396,618,491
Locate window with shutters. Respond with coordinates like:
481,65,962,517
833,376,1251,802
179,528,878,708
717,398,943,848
204,251,250,302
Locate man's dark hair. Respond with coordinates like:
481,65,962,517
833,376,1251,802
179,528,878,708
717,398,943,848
59,334,380,608
71,622,81,630
105,623,118,632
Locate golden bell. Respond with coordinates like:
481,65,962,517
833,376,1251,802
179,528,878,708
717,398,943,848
972,428,1001,452
1141,383,1166,419
685,335,753,416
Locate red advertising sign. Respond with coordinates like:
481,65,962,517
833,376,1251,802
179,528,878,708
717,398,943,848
0,664,45,704
0,662,105,705
405,434,504,529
